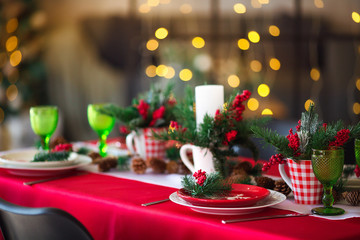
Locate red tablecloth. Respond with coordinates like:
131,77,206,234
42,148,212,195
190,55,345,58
0,170,359,240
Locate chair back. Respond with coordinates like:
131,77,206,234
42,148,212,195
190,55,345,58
0,198,93,240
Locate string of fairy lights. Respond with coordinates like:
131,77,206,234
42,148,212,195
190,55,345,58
139,0,360,119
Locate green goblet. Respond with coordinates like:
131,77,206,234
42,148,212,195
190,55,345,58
311,148,345,216
87,104,115,157
30,106,58,150
355,139,360,167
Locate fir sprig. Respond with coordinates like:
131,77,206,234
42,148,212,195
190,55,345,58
32,151,70,162
181,172,232,198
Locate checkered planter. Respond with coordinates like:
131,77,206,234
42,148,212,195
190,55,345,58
287,159,323,205
126,128,166,160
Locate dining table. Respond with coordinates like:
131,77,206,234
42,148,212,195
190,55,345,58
0,140,359,240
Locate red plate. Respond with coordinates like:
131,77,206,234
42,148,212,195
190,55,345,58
177,184,270,208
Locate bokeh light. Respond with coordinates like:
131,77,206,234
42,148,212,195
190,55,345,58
353,102,360,115
192,37,205,48
250,60,262,72
314,0,324,8
233,3,246,14
148,0,159,7
305,99,315,111
6,84,18,101
9,50,22,67
269,25,280,37
258,84,270,97
310,68,320,81
155,28,168,39
227,75,240,88
164,66,175,79
180,4,192,14
146,39,159,51
145,65,157,77
248,31,260,43
259,0,269,4
247,98,259,111
6,36,18,52
6,18,18,33
251,0,262,8
269,58,281,71
261,108,273,115
156,65,168,77
352,12,360,23
139,4,151,13
179,69,192,81
237,39,250,50
356,78,360,91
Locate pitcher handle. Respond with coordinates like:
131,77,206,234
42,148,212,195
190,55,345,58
180,144,195,173
279,163,293,191
126,132,136,155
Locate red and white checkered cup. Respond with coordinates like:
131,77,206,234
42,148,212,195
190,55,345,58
279,159,323,205
126,128,166,160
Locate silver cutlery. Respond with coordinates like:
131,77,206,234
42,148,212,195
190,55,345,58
23,172,87,186
141,199,170,206
222,213,309,224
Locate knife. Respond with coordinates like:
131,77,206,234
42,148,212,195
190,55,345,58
23,172,87,186
222,213,309,224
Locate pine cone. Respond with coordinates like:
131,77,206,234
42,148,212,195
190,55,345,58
274,180,292,196
147,157,166,173
342,191,360,206
88,152,102,163
131,157,147,174
255,176,275,190
233,161,253,175
98,156,118,172
166,161,179,174
50,136,68,149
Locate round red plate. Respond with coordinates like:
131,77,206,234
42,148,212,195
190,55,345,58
177,184,270,208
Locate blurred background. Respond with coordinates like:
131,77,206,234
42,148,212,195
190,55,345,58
0,0,360,153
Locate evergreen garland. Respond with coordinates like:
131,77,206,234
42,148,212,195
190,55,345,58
32,151,70,162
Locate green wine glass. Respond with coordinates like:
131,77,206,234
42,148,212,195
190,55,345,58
311,148,345,216
30,106,58,150
355,139,360,167
87,104,115,157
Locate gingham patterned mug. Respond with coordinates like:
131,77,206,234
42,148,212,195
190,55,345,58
125,128,166,160
279,159,323,205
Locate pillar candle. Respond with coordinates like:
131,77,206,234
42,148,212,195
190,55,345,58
195,85,224,128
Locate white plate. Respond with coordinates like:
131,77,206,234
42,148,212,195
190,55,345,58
0,150,78,168
169,190,286,215
0,155,92,177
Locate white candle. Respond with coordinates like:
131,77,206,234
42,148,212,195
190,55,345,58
195,85,224,128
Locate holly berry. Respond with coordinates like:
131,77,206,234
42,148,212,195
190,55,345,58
262,154,286,172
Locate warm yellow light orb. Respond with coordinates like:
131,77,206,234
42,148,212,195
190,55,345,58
353,102,360,115
156,65,168,77
258,84,270,97
6,36,18,52
164,66,175,79
9,50,22,67
139,4,151,13
192,37,205,48
6,18,18,33
227,75,240,88
269,25,280,37
233,3,246,14
180,4,192,14
304,99,315,111
261,108,273,115
248,31,260,43
146,39,159,51
247,98,259,111
148,0,159,7
179,69,192,81
356,78,360,91
250,60,262,72
269,58,281,71
310,68,320,81
155,28,168,39
145,65,157,77
237,39,250,50
6,84,18,101
352,12,360,23
314,0,324,9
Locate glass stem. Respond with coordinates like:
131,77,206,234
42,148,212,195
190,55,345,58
41,135,50,150
99,134,108,157
322,184,334,208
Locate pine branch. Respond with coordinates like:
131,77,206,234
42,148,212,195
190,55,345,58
32,151,70,162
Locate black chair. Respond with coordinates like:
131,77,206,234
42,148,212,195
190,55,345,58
0,198,93,240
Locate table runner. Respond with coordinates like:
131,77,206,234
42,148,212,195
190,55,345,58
0,170,359,240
